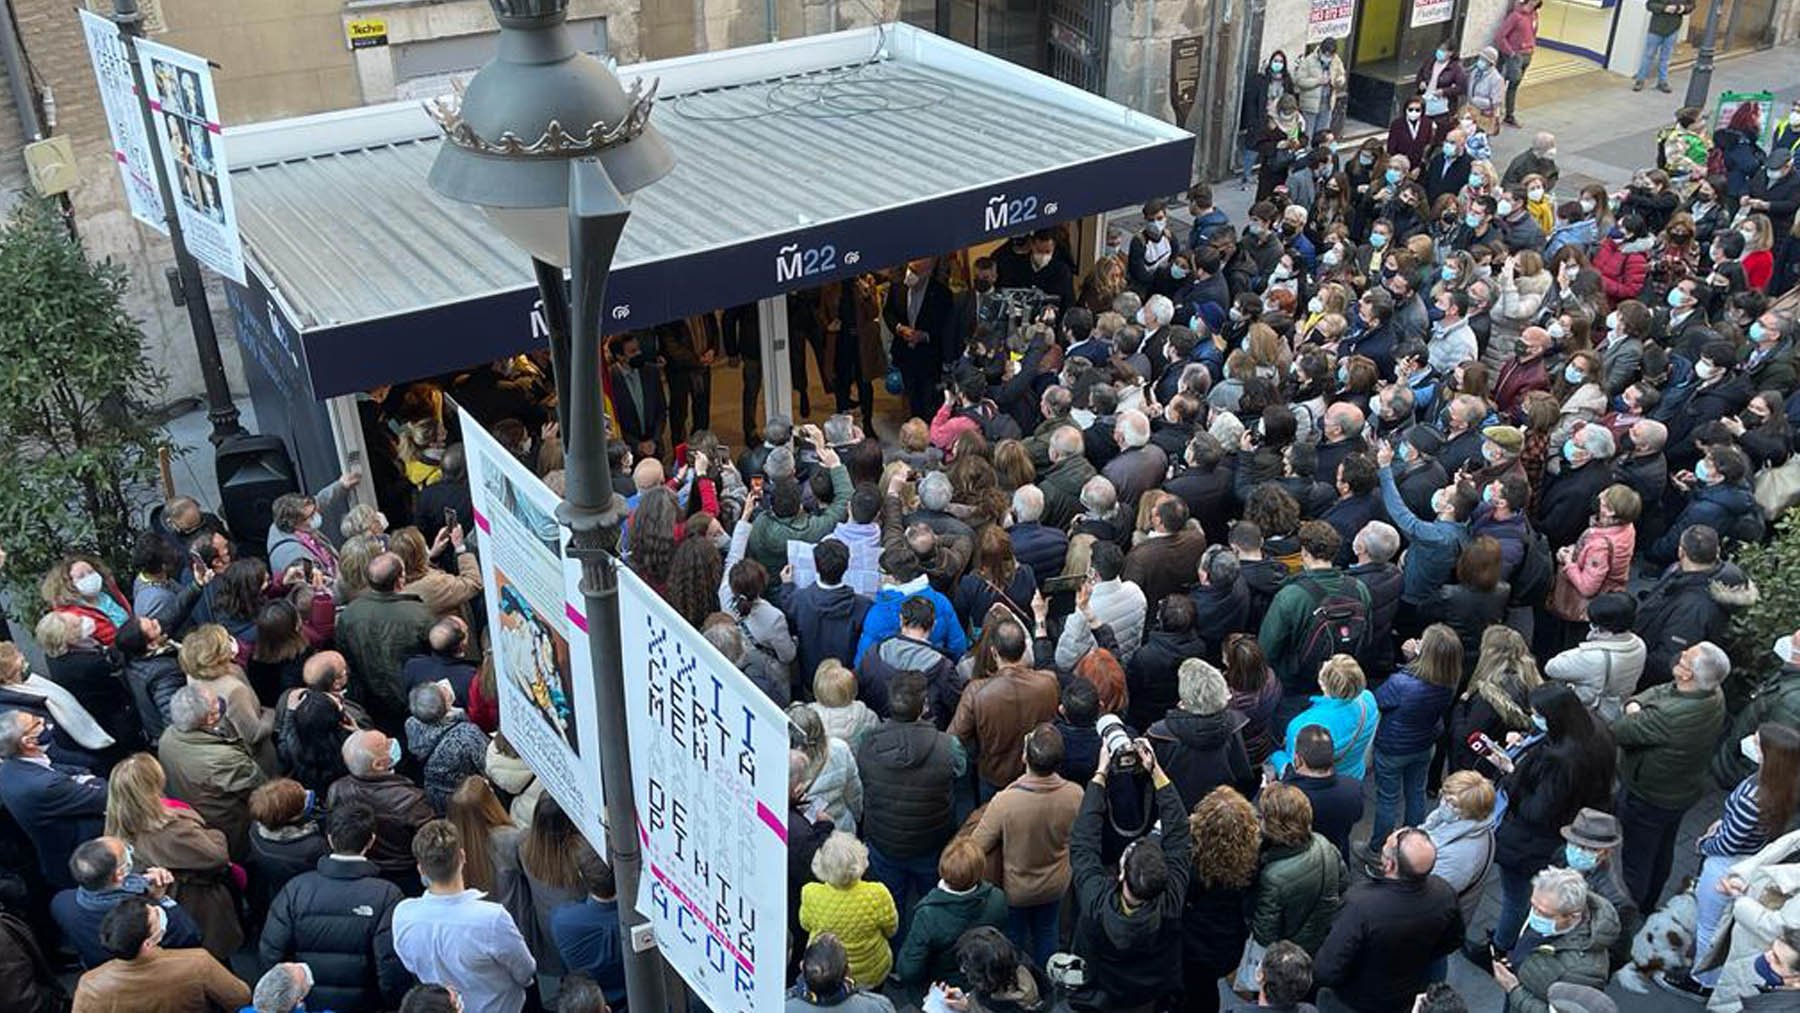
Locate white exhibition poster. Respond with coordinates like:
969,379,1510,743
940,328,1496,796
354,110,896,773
1307,0,1355,42
618,566,789,1013
1410,0,1453,27
77,9,165,234
461,407,607,856
134,36,245,283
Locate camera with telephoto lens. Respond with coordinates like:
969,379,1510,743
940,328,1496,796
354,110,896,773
1096,713,1145,774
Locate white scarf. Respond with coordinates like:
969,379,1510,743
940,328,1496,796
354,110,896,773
14,672,115,750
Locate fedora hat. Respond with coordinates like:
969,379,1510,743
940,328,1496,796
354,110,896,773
1560,808,1621,850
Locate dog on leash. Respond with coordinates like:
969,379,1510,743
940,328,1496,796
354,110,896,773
1615,882,1699,993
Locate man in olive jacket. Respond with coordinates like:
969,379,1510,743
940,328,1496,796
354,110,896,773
746,432,851,573
336,553,433,733
1613,640,1727,910
1492,867,1620,1013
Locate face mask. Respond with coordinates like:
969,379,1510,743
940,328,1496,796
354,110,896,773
1229,307,1244,323
1407,108,1422,123
1147,218,1167,236
1481,484,1496,505
1777,634,1797,665
1337,364,1350,385
1695,359,1721,380
1561,440,1580,464
308,513,324,531
1442,142,1458,159
388,738,403,766
1468,173,1484,189
1579,197,1597,214
1528,186,1545,201
1169,265,1188,281
1751,321,1769,343
1030,252,1051,269
1103,244,1121,258
1437,798,1460,821
903,269,921,287
73,572,104,597
1359,152,1375,166
1565,844,1600,872
1741,228,1758,243
1464,212,1483,228
1532,713,1550,733
1771,167,1788,180
1441,264,1458,281
1483,443,1505,464
1695,459,1715,484
1790,110,1800,127
1744,733,1765,765
1270,59,1285,74
1430,490,1448,514
1435,48,1449,60
1322,248,1342,268
1308,296,1325,314
1496,199,1514,216
1668,288,1688,309
1371,231,1390,249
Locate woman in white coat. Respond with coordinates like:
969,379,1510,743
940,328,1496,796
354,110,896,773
1544,592,1647,723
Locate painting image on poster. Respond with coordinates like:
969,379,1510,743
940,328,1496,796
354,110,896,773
494,575,577,750
135,35,245,283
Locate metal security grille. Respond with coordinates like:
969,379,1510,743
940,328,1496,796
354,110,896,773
1045,0,1109,93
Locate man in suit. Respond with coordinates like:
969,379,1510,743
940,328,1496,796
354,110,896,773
0,710,106,891
607,331,667,460
883,258,954,421
657,313,718,447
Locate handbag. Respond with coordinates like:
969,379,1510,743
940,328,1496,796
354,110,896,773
1754,454,1800,519
1232,937,1268,993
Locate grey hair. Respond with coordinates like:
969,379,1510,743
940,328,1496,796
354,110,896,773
1012,485,1045,524
918,471,954,512
1144,294,1175,327
33,613,77,659
765,446,797,482
1116,410,1151,449
1574,425,1616,459
409,681,449,724
1688,641,1730,690
1200,545,1240,585
1531,866,1590,917
764,414,794,447
1327,403,1366,439
1112,291,1143,320
704,623,746,664
252,964,309,1013
1383,383,1415,414
1049,425,1084,461
341,503,382,540
168,684,215,733
0,711,32,758
1080,476,1117,515
1209,411,1246,449
1178,659,1231,715
1355,521,1401,563
822,414,855,446
342,731,384,777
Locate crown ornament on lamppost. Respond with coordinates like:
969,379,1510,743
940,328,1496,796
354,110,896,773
426,0,674,265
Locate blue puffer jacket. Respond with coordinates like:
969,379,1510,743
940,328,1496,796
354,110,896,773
1009,522,1070,589
1652,480,1757,563
1378,466,1470,605
1372,669,1455,755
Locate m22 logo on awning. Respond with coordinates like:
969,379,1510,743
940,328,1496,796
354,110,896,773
775,243,860,284
984,194,1058,232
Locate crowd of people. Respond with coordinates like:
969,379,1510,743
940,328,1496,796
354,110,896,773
2,42,1800,1013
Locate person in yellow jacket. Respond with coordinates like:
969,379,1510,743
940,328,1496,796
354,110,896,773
799,831,899,987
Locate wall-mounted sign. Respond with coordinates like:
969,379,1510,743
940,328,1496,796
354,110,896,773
1309,0,1356,42
346,18,389,50
1410,0,1454,28
1168,36,1203,126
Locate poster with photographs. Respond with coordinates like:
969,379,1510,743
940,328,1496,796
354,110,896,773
77,9,165,234
135,37,245,284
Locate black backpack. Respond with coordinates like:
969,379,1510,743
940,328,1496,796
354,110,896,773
960,401,1021,443
1511,528,1554,606
1293,575,1373,679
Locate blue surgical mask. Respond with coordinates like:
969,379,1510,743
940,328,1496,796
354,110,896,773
1531,712,1549,732
1561,440,1579,464
388,738,403,766
1442,142,1458,158
1371,231,1390,249
1441,264,1458,281
1496,199,1514,217
1464,212,1483,228
1668,288,1687,309
1171,265,1188,280
1695,458,1715,484
1337,364,1350,385
1563,363,1584,384
1395,441,1413,464
1359,152,1375,166
1270,60,1285,74
1468,173,1483,189
1481,485,1495,505
1565,844,1600,872
1526,910,1567,937
1750,321,1769,343
1384,167,1402,185
1435,47,1449,61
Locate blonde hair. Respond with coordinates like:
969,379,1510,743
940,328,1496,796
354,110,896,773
810,830,869,887
1441,770,1497,821
0,643,24,684
39,555,108,607
178,624,237,680
340,503,383,541
812,661,857,708
105,753,172,840
33,613,79,658
1741,213,1774,252
899,418,930,453
387,527,432,581
1318,654,1366,699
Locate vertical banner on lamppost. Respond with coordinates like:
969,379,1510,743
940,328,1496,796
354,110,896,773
461,407,607,856
618,567,789,1013
78,9,165,234
133,37,245,284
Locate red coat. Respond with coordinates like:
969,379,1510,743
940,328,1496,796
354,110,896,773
1494,354,1550,416
1592,235,1649,307
51,578,132,646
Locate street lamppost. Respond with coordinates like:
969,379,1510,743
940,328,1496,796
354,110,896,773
1682,0,1725,108
425,1,675,1008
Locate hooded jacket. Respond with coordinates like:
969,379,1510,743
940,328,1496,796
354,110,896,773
1652,480,1757,565
1068,780,1191,1010
259,854,410,1011
783,582,871,682
855,635,960,726
1147,708,1257,811
1504,892,1622,1013
1634,562,1758,688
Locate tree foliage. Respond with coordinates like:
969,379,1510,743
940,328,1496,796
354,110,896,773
0,196,168,615
1730,510,1800,690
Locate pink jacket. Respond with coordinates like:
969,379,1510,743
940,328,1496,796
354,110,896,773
1563,521,1635,599
1496,7,1538,55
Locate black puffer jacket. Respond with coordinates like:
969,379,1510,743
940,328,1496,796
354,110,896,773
1634,562,1758,689
259,855,410,1011
1125,630,1209,732
855,719,959,860
1147,709,1257,812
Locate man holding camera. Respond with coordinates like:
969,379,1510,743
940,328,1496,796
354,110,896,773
1066,737,1190,1012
